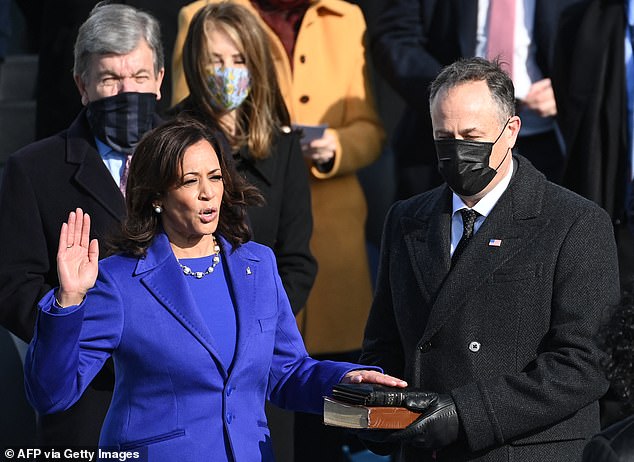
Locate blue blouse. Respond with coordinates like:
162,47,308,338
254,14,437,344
179,254,237,369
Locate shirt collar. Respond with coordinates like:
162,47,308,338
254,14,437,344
94,137,113,156
94,137,126,158
452,157,514,217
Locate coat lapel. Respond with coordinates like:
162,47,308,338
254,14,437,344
219,238,262,375
402,187,452,306
66,110,126,221
66,110,162,221
136,233,264,378
136,233,227,375
420,156,549,344
236,144,275,186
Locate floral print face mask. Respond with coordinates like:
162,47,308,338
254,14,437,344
206,66,251,111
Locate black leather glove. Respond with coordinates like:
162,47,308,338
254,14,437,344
353,390,440,444
403,391,439,411
389,394,460,449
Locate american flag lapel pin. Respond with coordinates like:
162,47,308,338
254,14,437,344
488,239,502,247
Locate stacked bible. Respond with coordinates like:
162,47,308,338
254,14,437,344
323,383,424,429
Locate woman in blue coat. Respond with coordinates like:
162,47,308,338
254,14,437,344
24,118,406,461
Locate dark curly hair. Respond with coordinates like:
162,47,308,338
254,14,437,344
601,288,634,412
108,116,263,256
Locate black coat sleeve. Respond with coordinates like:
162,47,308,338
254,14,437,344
582,436,621,462
242,132,317,314
0,154,56,342
272,133,317,314
371,0,444,110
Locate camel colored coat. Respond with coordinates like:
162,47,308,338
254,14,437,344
173,0,385,354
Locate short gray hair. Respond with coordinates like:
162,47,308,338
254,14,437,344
73,2,164,81
429,57,515,124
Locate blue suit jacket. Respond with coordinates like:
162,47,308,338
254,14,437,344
25,233,359,461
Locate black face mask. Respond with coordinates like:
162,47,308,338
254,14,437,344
85,92,157,154
435,120,510,197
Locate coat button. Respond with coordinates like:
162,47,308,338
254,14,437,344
226,412,233,424
299,55,306,63
418,341,432,353
299,95,310,103
469,341,481,352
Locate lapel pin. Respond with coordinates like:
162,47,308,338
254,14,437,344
488,239,502,247
246,266,252,275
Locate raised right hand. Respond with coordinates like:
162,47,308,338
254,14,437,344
55,208,99,307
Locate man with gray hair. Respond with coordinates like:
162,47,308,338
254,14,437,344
358,57,620,461
0,2,163,447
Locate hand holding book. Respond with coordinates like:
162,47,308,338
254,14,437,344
324,383,460,450
392,394,459,449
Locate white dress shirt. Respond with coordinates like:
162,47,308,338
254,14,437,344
476,0,554,136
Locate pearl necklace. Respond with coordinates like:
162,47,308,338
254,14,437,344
179,238,221,279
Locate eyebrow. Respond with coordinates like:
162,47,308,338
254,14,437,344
435,127,483,137
210,52,244,60
183,168,222,176
96,68,152,79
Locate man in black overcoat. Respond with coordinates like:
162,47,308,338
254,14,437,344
359,57,620,462
0,3,163,447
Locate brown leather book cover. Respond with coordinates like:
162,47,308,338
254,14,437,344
323,397,421,429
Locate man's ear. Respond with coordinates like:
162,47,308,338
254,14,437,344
154,67,165,101
74,74,90,106
507,115,521,148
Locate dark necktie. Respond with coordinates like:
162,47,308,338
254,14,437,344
452,209,479,265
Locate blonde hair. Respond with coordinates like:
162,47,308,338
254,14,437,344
183,2,290,159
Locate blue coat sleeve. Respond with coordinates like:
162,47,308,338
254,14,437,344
24,268,123,414
262,246,378,414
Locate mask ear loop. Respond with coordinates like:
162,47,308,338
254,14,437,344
493,147,510,171
492,118,511,144
491,118,512,171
